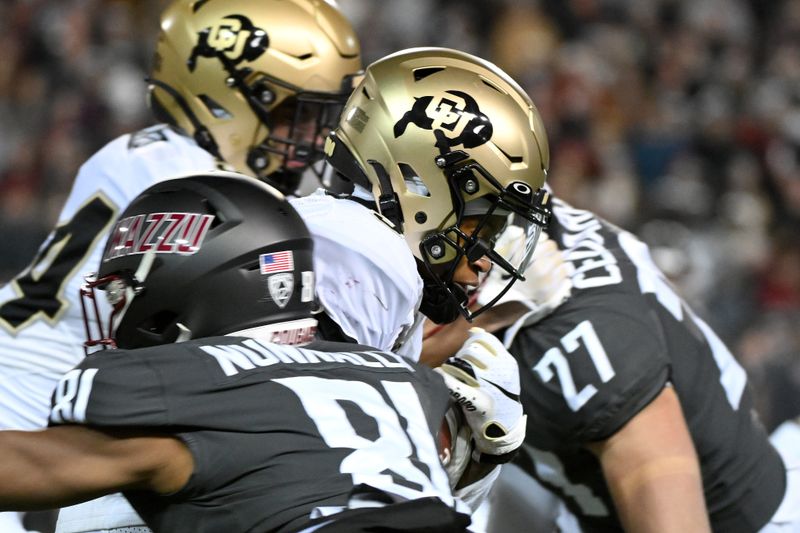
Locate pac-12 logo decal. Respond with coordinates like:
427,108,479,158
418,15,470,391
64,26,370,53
188,15,269,71
268,273,294,309
393,91,493,150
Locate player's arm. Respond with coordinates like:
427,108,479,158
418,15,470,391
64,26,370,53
0,425,193,510
586,386,711,533
421,301,530,367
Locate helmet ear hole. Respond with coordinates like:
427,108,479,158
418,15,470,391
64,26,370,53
399,163,430,197
198,95,232,119
139,310,179,335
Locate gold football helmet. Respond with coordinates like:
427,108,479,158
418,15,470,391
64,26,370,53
148,0,361,193
326,47,551,323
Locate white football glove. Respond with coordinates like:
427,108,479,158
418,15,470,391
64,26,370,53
479,229,573,324
435,327,526,463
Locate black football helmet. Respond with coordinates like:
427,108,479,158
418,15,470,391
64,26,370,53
81,171,316,351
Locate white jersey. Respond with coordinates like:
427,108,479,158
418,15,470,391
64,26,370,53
290,190,424,360
0,125,217,430
0,125,215,533
0,132,421,533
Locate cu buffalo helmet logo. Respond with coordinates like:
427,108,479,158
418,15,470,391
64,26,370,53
188,15,269,72
393,91,493,150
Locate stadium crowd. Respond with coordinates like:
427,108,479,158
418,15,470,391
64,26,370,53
1,0,798,432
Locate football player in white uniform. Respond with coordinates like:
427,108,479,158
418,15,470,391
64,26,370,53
0,172,531,533
0,173,482,532
318,46,552,512
0,0,361,428
0,1,362,532
69,43,552,532
56,45,551,531
325,47,552,332
3,3,551,529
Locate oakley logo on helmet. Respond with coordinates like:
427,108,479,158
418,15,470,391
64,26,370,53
268,273,294,309
188,15,269,72
104,213,215,261
393,91,493,150
509,182,534,203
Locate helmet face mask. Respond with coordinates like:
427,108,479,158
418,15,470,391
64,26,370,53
416,153,551,322
81,273,137,352
148,0,361,194
327,47,551,323
81,172,318,352
255,82,353,174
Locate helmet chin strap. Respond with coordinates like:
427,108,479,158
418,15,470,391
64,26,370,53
367,160,404,232
418,261,469,325
259,169,303,196
420,283,467,325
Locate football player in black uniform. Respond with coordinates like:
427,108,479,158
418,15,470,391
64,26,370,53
422,195,799,533
0,173,529,533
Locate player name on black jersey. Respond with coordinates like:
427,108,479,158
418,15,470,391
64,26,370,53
200,338,415,377
555,200,622,289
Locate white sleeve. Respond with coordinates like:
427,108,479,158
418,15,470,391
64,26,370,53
63,127,216,218
56,494,148,533
292,192,424,358
312,234,419,355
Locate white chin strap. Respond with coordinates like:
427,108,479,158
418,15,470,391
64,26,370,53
350,183,375,201
175,323,193,343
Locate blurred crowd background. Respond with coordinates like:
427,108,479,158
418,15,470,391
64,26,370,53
1,0,799,431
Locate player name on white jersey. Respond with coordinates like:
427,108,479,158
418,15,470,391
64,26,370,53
201,339,414,377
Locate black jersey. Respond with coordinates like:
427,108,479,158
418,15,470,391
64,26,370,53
48,337,460,533
506,198,785,533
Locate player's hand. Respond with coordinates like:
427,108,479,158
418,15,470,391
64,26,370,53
435,327,526,463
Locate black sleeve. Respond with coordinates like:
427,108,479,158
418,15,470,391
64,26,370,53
49,349,169,427
511,290,670,444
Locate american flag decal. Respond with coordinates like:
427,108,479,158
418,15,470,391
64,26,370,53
259,251,294,274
